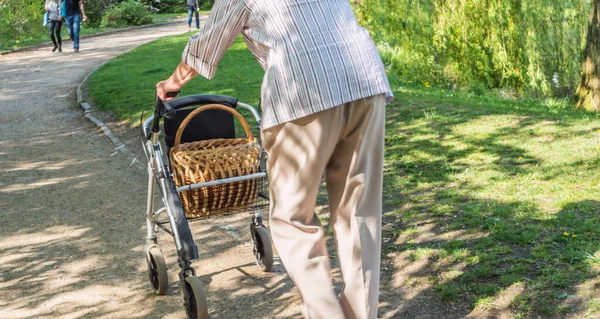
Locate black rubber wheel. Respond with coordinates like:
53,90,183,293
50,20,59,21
183,276,209,319
252,226,274,272
146,246,168,295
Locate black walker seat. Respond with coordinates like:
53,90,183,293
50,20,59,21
163,105,236,153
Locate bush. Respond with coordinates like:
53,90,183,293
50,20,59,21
143,0,184,13
142,0,213,13
101,0,152,28
84,0,113,28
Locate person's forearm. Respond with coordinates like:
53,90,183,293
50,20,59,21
80,2,85,16
169,61,199,87
156,61,199,100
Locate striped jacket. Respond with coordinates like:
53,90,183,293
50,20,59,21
182,0,393,129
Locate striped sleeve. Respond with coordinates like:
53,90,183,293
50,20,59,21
242,34,268,71
181,0,249,79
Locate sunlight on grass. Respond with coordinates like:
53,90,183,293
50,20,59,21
408,247,436,261
382,85,600,316
585,251,600,269
587,299,600,315
474,296,497,311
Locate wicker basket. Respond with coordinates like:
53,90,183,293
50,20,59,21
170,104,260,218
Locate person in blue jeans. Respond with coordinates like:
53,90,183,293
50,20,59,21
64,0,87,52
186,0,200,32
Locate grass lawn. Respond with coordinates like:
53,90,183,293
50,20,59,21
88,35,263,135
88,36,600,318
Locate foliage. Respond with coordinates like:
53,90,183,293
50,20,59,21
199,0,214,10
101,0,152,28
85,0,114,27
142,0,184,13
141,0,213,13
356,0,436,83
356,0,589,98
0,0,44,46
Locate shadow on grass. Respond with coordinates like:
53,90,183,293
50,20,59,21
377,90,600,318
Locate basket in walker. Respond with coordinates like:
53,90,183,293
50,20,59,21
170,104,261,218
141,94,273,319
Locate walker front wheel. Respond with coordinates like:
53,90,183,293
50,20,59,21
183,275,208,319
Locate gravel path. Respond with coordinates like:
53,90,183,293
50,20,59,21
0,21,303,319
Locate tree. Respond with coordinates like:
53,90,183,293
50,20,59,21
576,0,600,111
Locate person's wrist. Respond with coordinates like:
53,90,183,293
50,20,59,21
165,77,182,91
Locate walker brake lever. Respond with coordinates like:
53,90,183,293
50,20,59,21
163,91,180,118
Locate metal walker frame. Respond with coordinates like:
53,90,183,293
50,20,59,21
140,94,273,319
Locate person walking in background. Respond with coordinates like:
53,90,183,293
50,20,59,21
63,0,87,52
45,0,62,52
186,0,200,32
156,0,393,318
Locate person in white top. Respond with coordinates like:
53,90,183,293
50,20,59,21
157,1,393,317
45,0,62,52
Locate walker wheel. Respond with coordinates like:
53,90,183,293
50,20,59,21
252,226,274,272
183,276,209,319
146,246,168,295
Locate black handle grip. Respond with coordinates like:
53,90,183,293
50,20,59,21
166,91,180,98
152,92,179,133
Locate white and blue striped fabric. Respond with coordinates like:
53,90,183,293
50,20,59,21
182,0,393,130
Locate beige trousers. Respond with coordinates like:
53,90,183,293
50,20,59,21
261,94,385,319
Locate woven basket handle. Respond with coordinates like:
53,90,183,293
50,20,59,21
173,104,254,150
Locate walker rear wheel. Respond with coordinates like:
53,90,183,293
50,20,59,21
251,226,273,272
146,246,168,295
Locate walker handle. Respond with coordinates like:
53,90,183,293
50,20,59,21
165,94,239,111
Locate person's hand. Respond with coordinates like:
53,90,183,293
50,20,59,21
58,16,62,21
82,14,87,21
196,7,199,12
156,78,182,101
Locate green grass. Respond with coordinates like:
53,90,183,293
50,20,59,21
88,35,263,133
88,35,600,317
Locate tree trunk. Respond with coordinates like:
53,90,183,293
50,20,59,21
576,0,600,111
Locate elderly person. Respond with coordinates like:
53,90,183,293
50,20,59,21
156,1,393,318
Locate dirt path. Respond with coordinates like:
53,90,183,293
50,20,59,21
0,21,303,319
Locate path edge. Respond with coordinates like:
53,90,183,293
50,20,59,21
77,62,144,170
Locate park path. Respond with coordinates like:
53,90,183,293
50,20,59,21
0,21,303,319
